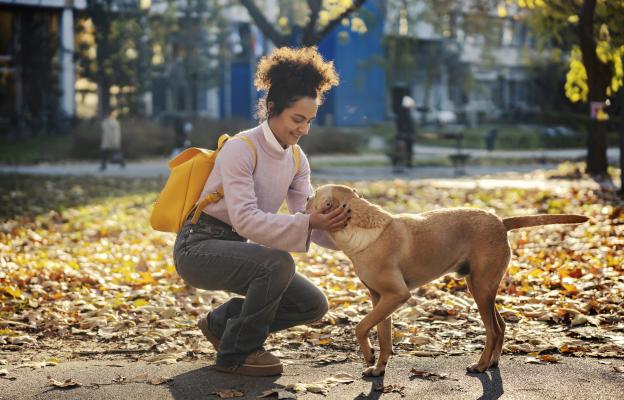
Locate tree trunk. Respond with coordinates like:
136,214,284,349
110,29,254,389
620,115,624,195
95,18,111,117
579,0,611,177
586,117,608,175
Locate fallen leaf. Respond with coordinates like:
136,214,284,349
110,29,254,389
325,372,355,385
538,355,562,363
409,368,450,381
17,361,56,370
47,376,81,388
149,376,173,385
212,389,245,398
257,388,297,399
373,383,406,396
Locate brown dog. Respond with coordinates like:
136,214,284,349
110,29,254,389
306,184,588,376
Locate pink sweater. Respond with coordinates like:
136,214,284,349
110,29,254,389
200,124,336,252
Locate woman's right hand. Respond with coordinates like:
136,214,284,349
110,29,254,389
309,204,351,232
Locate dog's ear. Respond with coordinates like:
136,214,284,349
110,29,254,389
348,197,392,229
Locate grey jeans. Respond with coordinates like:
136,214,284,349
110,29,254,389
173,213,329,368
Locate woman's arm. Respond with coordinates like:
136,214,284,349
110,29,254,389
219,140,312,252
286,148,341,251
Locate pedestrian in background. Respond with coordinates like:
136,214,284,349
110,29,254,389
100,109,125,171
391,87,416,172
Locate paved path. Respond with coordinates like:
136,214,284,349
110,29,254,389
0,146,618,189
1,354,622,400
3,144,619,181
0,160,565,181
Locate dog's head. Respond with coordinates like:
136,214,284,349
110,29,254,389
306,184,360,214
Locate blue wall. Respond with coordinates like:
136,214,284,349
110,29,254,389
318,0,386,126
221,0,387,127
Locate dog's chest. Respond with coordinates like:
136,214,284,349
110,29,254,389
332,226,385,255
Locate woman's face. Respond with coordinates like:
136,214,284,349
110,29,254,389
267,96,318,147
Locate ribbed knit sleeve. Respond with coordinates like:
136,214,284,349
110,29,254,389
286,148,338,251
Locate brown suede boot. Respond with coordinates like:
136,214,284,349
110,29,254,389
214,349,283,377
197,313,220,351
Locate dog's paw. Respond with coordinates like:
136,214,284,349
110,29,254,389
362,366,385,377
466,363,488,373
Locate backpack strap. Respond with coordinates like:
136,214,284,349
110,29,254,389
190,134,257,225
292,144,301,174
237,135,257,171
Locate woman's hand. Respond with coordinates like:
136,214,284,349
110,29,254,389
309,204,351,232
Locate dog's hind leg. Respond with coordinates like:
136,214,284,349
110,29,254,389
465,275,503,373
489,304,506,367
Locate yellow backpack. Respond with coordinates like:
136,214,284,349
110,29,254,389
150,133,301,233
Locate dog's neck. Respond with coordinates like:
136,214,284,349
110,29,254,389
329,198,393,255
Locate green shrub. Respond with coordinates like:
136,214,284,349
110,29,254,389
298,126,366,154
70,118,173,159
188,119,366,155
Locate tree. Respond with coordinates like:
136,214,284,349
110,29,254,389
383,0,501,119
514,0,624,177
238,0,369,47
149,0,227,116
77,0,159,117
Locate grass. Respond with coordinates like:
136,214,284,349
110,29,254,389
0,135,74,164
0,121,619,165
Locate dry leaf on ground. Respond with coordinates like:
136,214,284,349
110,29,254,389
211,389,245,398
47,376,81,388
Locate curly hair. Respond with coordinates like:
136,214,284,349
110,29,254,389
254,46,339,120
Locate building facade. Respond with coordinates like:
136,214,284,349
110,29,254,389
0,0,84,134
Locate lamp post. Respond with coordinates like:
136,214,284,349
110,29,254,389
138,0,152,116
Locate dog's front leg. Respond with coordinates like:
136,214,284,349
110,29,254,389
356,291,409,377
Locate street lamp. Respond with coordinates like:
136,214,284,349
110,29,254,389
138,0,152,116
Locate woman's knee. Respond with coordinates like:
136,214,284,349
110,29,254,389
312,293,329,321
263,249,296,282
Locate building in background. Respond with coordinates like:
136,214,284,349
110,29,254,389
0,0,85,135
0,0,554,132
385,1,542,127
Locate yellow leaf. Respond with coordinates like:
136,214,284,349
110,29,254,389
1,286,22,299
133,299,149,307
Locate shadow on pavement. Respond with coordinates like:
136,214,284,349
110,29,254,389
356,375,385,400
169,366,280,400
467,367,504,400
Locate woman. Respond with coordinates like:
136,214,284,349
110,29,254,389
173,47,350,377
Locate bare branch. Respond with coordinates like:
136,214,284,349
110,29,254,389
303,0,323,45
306,0,368,46
239,0,289,47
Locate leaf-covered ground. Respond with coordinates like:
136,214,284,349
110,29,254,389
1,172,623,371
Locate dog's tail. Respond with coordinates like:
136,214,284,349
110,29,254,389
502,214,588,231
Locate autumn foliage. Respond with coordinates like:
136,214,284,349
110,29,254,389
1,173,623,363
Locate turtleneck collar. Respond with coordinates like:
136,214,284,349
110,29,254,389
261,120,287,154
